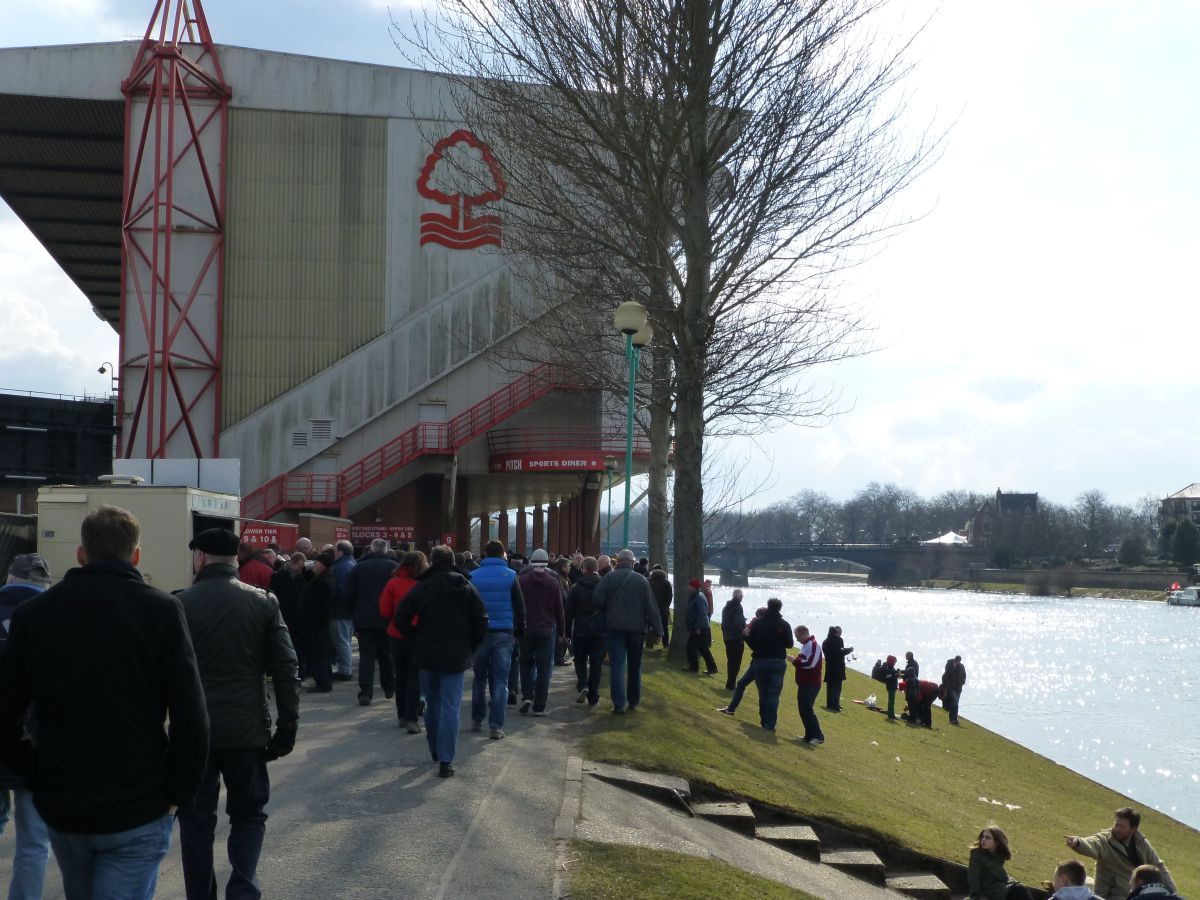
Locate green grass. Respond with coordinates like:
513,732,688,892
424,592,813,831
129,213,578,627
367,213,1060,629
569,840,819,899
582,634,1200,894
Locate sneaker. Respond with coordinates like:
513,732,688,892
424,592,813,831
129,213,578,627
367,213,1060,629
471,719,483,732
611,706,626,715
808,737,825,746
384,688,395,700
406,720,423,734
357,694,371,706
576,689,588,704
533,709,549,717
306,686,332,694
490,727,505,739
717,706,735,716
519,698,533,714
587,700,599,708
332,672,353,681
418,699,427,716
706,668,720,676
438,762,455,778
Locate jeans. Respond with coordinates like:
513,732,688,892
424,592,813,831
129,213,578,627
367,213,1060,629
825,679,843,711
507,644,520,697
329,618,354,675
178,749,271,900
356,628,395,699
753,658,787,731
50,813,173,900
727,660,758,712
724,639,744,689
0,787,51,900
606,630,645,711
943,688,960,723
685,630,717,673
572,634,605,704
389,636,421,723
420,670,465,763
519,631,555,712
472,631,514,728
797,681,824,741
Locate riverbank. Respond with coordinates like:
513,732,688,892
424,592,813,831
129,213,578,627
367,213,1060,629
917,578,1166,602
581,638,1199,895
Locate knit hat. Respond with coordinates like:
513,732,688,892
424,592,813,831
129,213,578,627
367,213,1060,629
688,577,703,589
886,655,897,665
530,548,550,567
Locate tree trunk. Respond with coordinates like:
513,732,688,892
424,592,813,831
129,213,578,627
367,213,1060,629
670,348,706,657
646,341,672,570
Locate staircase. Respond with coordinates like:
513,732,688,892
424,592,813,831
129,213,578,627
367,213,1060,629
241,364,573,520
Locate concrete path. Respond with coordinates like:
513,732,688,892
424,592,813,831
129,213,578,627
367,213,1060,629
0,668,583,898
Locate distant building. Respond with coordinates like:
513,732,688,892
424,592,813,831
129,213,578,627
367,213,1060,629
1159,484,1200,526
966,489,1039,549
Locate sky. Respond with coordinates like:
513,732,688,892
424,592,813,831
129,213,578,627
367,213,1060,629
1,0,1197,509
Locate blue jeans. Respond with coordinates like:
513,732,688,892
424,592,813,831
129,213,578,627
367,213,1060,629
753,658,787,731
420,670,465,763
0,787,51,900
471,631,514,728
797,681,824,741
329,618,354,675
519,630,555,712
606,630,645,711
49,813,173,900
178,748,271,900
727,660,758,712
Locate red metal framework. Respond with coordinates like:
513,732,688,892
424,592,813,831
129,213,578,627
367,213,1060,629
486,427,651,458
241,365,575,521
119,0,230,458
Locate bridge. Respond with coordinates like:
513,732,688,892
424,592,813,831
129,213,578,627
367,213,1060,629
703,541,989,586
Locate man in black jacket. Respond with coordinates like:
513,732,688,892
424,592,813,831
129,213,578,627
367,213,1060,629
301,553,336,693
564,556,604,706
397,546,488,778
0,504,209,898
177,528,300,900
348,538,398,706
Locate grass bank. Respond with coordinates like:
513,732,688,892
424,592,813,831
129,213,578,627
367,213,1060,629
570,841,818,899
919,579,1165,602
581,636,1199,894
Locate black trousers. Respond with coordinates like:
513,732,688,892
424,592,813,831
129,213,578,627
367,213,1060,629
389,636,421,722
178,748,270,900
724,639,744,689
356,628,395,699
825,679,843,711
306,618,331,690
572,634,605,704
658,604,672,647
686,630,718,673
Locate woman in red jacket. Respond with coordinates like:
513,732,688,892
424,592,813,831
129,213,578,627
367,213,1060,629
379,551,427,732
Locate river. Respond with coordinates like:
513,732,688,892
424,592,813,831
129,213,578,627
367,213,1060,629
731,577,1200,830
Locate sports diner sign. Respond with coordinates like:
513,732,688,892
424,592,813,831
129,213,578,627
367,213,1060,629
490,454,605,473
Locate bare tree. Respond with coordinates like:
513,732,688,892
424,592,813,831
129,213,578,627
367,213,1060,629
398,0,934,614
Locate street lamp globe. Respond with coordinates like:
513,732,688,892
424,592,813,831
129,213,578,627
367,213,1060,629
631,322,653,348
603,455,617,472
613,300,647,336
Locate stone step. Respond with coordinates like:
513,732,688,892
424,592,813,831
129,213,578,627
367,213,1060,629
692,801,757,835
755,824,822,860
820,848,887,884
886,872,952,899
582,761,691,803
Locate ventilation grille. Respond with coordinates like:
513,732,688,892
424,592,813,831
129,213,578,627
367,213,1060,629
311,419,334,441
292,432,308,447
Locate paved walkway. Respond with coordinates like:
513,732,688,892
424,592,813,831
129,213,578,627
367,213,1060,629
0,666,583,898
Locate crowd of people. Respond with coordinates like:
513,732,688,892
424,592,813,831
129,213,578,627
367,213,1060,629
0,508,1184,899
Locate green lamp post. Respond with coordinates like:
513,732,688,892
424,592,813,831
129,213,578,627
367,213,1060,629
612,300,650,550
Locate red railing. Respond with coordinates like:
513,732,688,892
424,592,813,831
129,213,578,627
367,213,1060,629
241,364,572,520
487,427,651,458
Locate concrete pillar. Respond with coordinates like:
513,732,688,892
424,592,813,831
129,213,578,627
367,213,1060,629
581,486,601,556
498,511,509,550
532,503,544,551
454,479,470,551
547,502,558,555
566,497,578,554
516,507,527,555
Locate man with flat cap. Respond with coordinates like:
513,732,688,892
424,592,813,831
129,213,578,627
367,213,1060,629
177,527,300,900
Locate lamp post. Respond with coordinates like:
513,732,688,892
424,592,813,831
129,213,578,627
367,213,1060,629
613,301,649,550
603,455,617,554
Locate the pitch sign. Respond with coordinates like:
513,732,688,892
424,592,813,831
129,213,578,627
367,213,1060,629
490,454,605,473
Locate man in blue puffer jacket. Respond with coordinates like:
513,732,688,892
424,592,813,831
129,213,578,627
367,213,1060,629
469,541,526,739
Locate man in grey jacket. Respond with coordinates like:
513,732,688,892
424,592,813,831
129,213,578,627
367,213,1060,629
591,549,662,713
177,528,300,900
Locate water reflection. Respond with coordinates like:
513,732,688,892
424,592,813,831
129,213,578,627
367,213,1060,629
740,579,1200,828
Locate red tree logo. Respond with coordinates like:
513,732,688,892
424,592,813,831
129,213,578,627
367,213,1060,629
416,130,506,250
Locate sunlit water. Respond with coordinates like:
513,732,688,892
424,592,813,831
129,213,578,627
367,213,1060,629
733,578,1200,829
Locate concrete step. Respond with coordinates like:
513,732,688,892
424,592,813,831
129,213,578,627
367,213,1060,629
821,848,887,884
582,761,691,804
692,801,757,835
886,872,952,899
755,824,821,860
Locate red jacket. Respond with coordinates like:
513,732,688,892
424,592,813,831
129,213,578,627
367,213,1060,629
791,636,823,687
238,558,273,590
379,567,420,639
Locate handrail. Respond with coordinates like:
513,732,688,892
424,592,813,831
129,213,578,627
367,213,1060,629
242,364,572,520
487,427,651,456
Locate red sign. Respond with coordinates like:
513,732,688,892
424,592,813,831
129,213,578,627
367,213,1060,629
239,521,299,549
490,453,606,473
441,533,455,548
416,130,505,250
334,525,350,542
350,525,416,546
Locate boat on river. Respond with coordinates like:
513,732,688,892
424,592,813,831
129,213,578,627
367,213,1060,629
1167,586,1200,606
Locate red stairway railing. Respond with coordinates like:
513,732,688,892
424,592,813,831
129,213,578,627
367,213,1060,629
241,364,570,520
